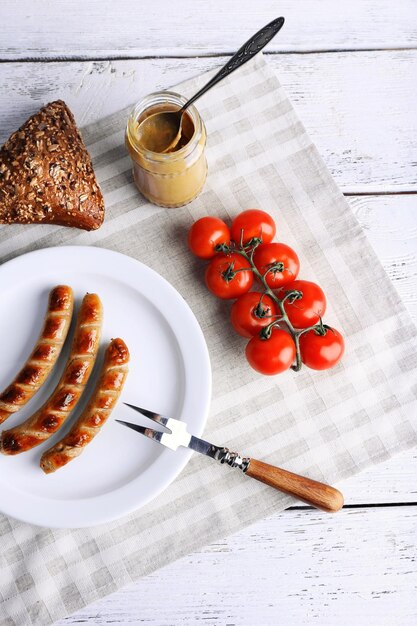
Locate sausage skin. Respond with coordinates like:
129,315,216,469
40,338,129,473
0,286,74,425
0,293,102,455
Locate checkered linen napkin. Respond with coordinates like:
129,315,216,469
1,53,417,625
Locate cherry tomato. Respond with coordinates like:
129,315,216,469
205,253,254,300
277,280,327,329
188,217,230,259
299,327,345,370
253,242,300,289
230,209,276,246
246,328,296,375
231,292,277,338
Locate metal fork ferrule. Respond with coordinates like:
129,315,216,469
217,447,250,472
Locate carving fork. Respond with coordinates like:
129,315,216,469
117,403,344,513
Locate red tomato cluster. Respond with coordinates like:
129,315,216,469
188,209,345,375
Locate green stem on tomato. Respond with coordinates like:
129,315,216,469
262,263,285,281
231,245,322,372
292,333,302,371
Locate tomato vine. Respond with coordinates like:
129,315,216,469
216,237,328,371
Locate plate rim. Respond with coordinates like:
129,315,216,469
0,245,211,528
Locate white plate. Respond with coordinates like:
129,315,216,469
0,246,211,528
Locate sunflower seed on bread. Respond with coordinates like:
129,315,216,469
0,100,105,231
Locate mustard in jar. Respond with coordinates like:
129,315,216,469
126,91,207,208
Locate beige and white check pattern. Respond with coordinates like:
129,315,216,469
1,53,417,625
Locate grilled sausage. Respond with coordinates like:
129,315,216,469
0,286,74,425
40,338,129,473
1,293,102,455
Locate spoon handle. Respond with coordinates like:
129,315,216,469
182,16,285,112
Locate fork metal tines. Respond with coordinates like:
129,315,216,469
116,420,165,443
123,403,170,428
118,403,191,451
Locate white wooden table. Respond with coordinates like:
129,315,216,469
1,1,417,624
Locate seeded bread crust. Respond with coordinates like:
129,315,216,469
0,100,104,230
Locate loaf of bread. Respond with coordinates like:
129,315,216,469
0,100,105,230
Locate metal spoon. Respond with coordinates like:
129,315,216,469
137,16,285,153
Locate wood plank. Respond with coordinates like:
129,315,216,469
1,0,416,59
338,448,417,505
349,194,417,321
279,51,417,193
0,51,416,192
56,505,417,625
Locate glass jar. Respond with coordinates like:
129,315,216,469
125,91,207,208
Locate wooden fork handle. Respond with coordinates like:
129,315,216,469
245,459,344,513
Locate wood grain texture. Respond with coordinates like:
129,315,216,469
0,0,417,59
55,505,417,626
0,51,416,192
246,459,344,512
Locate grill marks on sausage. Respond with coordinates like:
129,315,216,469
0,293,102,454
40,338,129,473
95,392,118,410
16,364,44,387
83,411,107,428
101,370,125,391
74,327,100,355
108,340,129,364
0,285,73,425
78,299,102,325
49,388,78,413
36,414,61,433
49,285,73,312
63,358,90,385
45,452,69,469
31,343,59,363
43,315,68,341
64,430,93,448
1,432,40,453
0,385,27,406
